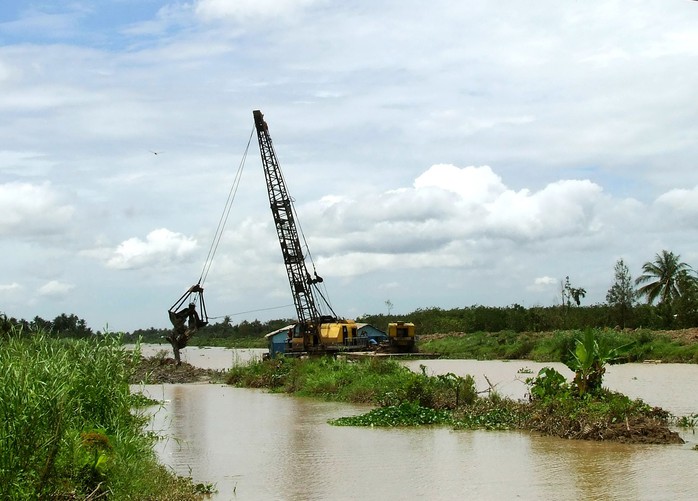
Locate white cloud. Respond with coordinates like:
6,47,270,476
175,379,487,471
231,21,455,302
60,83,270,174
105,229,199,270
38,280,74,298
485,179,605,240
528,276,558,292
308,164,608,263
653,186,698,230
0,282,21,294
414,164,507,204
0,182,74,237
194,0,319,21
655,186,698,215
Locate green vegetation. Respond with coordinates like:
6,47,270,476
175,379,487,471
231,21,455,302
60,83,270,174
523,367,678,442
565,329,631,395
419,328,698,363
358,302,686,337
225,349,683,443
331,402,452,427
228,357,477,409
606,258,637,329
636,250,698,326
0,329,205,500
1,312,94,338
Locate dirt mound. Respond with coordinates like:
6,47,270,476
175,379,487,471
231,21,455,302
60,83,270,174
600,416,685,444
526,404,685,445
129,356,221,384
657,328,698,344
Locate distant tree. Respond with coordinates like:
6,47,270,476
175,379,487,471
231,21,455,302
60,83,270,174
635,250,692,305
635,250,695,325
385,300,394,316
0,312,13,336
52,313,93,338
30,316,52,333
562,276,586,308
674,270,698,327
559,277,587,329
606,259,636,328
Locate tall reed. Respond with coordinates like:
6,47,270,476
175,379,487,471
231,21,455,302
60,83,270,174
0,329,201,499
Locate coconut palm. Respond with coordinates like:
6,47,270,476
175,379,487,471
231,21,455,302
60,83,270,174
634,250,694,305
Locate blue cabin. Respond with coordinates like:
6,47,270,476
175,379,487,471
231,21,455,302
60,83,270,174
356,323,388,345
265,324,294,357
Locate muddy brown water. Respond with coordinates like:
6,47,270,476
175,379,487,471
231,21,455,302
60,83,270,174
135,346,698,500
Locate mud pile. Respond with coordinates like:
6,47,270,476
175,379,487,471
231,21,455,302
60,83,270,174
129,355,222,384
600,416,685,444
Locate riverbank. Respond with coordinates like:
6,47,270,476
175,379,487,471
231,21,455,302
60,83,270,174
418,328,698,363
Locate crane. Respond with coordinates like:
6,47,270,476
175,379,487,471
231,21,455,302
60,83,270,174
253,110,359,353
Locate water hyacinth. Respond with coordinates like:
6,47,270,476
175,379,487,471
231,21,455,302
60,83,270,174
330,402,452,427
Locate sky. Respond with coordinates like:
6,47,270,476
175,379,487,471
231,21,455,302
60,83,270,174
1,0,698,333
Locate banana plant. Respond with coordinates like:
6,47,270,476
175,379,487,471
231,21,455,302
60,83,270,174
565,330,631,396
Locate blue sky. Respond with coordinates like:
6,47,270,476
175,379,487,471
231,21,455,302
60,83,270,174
1,0,698,332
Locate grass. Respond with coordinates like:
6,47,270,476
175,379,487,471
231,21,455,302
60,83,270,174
0,329,205,500
227,357,477,410
419,328,698,363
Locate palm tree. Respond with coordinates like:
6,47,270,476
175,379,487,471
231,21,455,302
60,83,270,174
634,250,694,305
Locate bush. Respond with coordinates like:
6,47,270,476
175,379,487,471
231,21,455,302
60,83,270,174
527,367,570,401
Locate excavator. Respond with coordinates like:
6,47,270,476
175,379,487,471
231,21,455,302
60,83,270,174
253,110,362,354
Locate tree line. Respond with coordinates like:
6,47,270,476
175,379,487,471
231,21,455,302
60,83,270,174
0,312,94,338
2,249,697,339
363,249,698,335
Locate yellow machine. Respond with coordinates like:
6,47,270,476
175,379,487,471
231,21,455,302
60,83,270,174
387,321,416,352
287,318,360,353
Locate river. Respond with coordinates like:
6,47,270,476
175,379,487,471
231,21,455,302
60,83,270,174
135,345,698,500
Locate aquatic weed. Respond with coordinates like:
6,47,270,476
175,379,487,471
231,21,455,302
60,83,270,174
330,402,452,427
